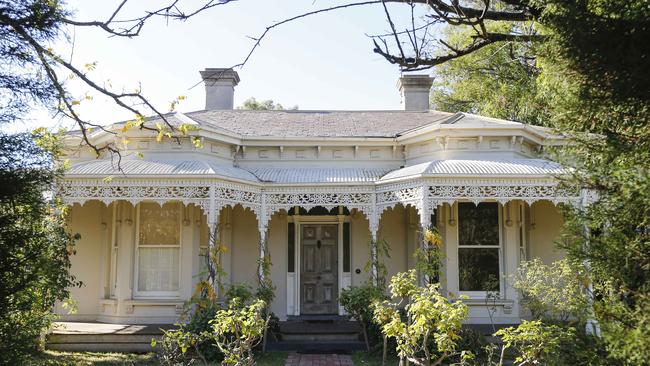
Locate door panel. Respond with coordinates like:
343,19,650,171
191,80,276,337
300,224,338,314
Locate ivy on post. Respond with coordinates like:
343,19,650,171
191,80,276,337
415,202,442,285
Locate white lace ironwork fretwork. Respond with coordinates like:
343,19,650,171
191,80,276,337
427,184,581,207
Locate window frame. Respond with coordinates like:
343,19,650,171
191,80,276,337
455,201,504,298
134,201,183,299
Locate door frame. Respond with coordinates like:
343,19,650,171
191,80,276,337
287,214,351,316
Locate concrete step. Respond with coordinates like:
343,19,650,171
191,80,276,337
48,333,162,344
47,342,156,353
46,321,168,353
277,320,362,342
266,340,366,353
279,321,361,334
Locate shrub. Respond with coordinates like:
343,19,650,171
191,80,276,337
209,298,267,366
512,258,590,323
373,270,470,365
339,283,386,351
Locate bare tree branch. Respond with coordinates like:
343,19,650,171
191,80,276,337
62,0,236,38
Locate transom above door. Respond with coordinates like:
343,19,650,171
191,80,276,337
300,224,338,315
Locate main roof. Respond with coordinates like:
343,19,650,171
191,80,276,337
185,109,454,138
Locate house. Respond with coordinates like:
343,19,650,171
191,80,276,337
56,68,583,325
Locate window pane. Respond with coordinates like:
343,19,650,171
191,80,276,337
139,202,180,245
138,247,180,291
458,202,499,246
459,248,500,291
288,223,295,272
343,222,351,273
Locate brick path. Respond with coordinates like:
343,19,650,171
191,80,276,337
285,353,354,366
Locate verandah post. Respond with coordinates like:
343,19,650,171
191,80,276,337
369,193,379,286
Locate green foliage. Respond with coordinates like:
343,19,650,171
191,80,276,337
209,299,267,366
339,283,387,351
415,226,443,284
496,320,577,366
373,270,469,365
0,132,81,365
431,22,551,126
365,238,391,288
429,2,650,362
237,97,297,111
225,283,255,305
512,258,590,323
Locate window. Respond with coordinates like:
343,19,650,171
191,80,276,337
288,222,295,272
457,202,501,293
136,202,181,297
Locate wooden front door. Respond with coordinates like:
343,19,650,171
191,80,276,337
300,224,338,314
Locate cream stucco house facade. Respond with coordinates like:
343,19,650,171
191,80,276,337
56,69,584,325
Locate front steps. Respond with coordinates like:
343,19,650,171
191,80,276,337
46,322,168,353
266,320,366,353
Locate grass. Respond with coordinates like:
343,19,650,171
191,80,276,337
29,350,288,365
28,351,159,365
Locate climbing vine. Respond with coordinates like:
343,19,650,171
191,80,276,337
415,225,443,285
366,238,391,288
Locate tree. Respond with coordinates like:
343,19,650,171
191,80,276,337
0,0,236,157
237,97,297,111
430,23,551,126
373,1,649,363
0,132,81,365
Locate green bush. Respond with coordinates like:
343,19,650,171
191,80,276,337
0,133,81,365
209,298,267,366
339,283,387,351
512,258,590,323
373,270,470,365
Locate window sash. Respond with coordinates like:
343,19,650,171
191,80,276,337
135,202,182,297
456,202,503,295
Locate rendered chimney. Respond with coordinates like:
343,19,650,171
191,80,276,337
200,68,240,110
397,74,434,111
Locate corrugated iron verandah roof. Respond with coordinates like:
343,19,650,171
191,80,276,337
64,158,566,184
59,157,585,253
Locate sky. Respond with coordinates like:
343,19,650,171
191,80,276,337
6,0,435,133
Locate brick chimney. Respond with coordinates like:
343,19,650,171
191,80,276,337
200,68,240,110
397,74,433,111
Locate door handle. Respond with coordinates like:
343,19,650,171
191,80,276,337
316,275,321,280
317,240,321,249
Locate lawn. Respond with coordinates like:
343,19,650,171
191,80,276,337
30,350,401,365
29,350,289,365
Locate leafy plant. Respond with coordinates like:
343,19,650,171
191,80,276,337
365,238,391,288
495,320,575,366
415,226,443,284
209,298,267,366
512,258,590,323
339,283,387,351
373,270,470,366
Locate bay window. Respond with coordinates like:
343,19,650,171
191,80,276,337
457,202,501,294
136,202,181,297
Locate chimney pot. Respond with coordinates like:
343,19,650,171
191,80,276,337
397,74,433,111
200,68,240,110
